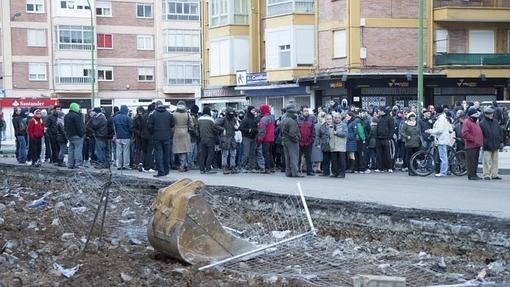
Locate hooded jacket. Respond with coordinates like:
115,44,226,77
28,116,45,139
257,104,275,143
281,111,300,144
113,105,133,139
215,108,238,149
400,120,421,148
64,104,84,138
45,111,59,136
376,113,395,140
89,112,109,138
148,106,174,141
428,113,453,145
297,113,314,147
239,106,258,139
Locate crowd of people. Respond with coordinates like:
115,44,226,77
6,99,510,180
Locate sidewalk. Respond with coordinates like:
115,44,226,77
2,140,510,174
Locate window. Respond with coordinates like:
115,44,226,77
97,34,112,49
138,67,154,81
210,0,248,27
333,30,346,58
60,0,90,10
27,0,44,13
435,29,448,54
163,0,199,21
279,44,291,67
97,67,113,81
137,3,153,18
468,30,494,53
137,35,153,50
96,1,112,16
57,25,93,50
56,62,92,84
267,0,314,17
27,29,46,47
165,30,200,53
166,61,200,85
29,63,47,81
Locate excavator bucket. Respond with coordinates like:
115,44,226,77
147,179,255,265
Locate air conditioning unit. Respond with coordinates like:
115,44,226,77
360,48,367,59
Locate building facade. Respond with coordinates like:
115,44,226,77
0,0,201,122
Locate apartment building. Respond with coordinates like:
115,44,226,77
312,0,510,110
200,0,316,115
0,0,201,133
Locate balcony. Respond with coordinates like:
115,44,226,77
267,0,314,17
434,0,510,22
435,53,510,66
57,77,92,84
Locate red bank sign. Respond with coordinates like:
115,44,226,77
0,98,58,108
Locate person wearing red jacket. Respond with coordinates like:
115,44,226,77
27,109,45,166
462,108,484,180
257,104,275,173
298,107,315,176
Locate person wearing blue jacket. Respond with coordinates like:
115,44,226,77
113,105,133,170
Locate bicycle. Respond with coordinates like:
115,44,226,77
409,139,467,177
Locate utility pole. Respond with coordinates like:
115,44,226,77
86,0,95,108
417,0,424,114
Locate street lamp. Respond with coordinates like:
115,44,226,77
85,0,95,108
417,0,424,114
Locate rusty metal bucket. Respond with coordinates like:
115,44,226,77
147,179,255,265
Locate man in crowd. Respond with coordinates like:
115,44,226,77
215,107,239,174
281,104,302,177
113,105,133,170
258,104,275,174
375,107,395,172
239,106,258,172
479,107,502,180
44,106,60,163
148,101,173,177
426,106,453,177
64,103,85,169
462,108,483,180
87,107,109,168
297,107,314,176
198,107,217,174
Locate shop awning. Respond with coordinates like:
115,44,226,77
235,84,309,97
199,96,248,104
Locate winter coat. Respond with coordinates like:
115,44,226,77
330,121,347,152
172,110,192,154
281,112,300,144
140,112,152,140
298,115,314,147
89,113,108,138
56,117,67,144
376,114,395,140
311,122,323,162
346,119,357,152
27,117,45,139
64,110,84,138
148,107,174,141
12,115,27,137
215,115,238,150
318,123,332,152
428,113,453,146
132,114,144,141
45,113,58,136
400,121,421,148
239,109,258,139
367,123,378,149
479,116,502,151
197,114,217,143
258,115,275,144
462,117,483,150
189,115,199,143
113,105,132,140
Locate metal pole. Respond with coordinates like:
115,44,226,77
418,0,424,114
86,0,95,108
297,182,316,235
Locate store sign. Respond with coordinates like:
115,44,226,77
202,88,236,98
246,73,267,85
236,71,267,86
329,81,344,88
0,98,58,108
388,79,409,87
457,79,477,87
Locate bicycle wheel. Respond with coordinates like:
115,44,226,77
450,150,467,176
410,150,434,176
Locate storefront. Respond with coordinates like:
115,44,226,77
199,87,248,112
0,98,59,141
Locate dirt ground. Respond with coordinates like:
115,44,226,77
1,164,509,287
